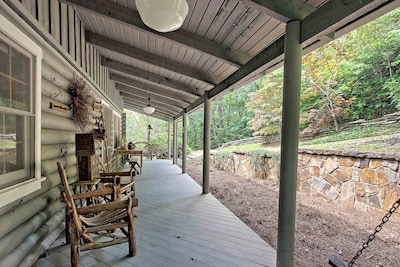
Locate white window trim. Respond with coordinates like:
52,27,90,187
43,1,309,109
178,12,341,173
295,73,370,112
0,13,45,207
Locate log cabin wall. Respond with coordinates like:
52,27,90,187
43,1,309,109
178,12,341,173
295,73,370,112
0,1,123,266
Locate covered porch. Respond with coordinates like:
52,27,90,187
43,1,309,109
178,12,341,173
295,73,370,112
34,160,276,267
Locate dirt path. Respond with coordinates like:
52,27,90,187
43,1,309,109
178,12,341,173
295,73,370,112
186,156,400,267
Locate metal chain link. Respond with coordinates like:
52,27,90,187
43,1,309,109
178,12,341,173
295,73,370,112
347,198,400,267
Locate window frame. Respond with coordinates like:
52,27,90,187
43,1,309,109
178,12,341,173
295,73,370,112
113,111,121,149
0,13,44,208
0,36,34,186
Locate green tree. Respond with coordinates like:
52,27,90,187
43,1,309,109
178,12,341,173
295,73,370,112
302,40,353,133
247,69,283,136
188,81,257,149
339,8,400,119
187,109,204,150
210,82,257,146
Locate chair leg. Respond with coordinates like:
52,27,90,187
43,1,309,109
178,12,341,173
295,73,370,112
128,212,136,256
69,223,80,267
65,212,71,244
129,161,140,175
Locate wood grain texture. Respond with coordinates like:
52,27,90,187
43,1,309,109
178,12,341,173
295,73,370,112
34,160,276,267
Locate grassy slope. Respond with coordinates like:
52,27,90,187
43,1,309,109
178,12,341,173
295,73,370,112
220,124,400,153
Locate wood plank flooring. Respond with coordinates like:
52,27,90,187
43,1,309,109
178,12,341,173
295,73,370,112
34,160,276,267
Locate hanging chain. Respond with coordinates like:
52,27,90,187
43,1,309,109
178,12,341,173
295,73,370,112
347,198,400,267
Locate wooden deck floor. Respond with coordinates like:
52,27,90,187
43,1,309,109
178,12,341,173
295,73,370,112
34,160,276,267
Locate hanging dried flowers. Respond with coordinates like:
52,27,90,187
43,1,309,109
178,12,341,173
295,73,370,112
69,77,94,130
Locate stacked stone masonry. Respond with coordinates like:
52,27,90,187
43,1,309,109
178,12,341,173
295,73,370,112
212,149,400,212
298,149,400,212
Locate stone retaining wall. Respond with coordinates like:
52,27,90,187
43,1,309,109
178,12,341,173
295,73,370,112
212,151,280,180
298,149,400,212
212,149,400,212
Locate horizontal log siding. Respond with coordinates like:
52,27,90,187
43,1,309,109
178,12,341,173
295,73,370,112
0,58,84,266
18,0,122,106
0,2,122,265
2,211,65,267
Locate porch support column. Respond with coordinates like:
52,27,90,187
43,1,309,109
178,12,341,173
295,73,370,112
167,121,171,159
202,93,211,194
277,20,302,267
182,112,188,173
173,118,178,165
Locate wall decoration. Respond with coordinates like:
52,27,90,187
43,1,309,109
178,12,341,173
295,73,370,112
69,77,95,130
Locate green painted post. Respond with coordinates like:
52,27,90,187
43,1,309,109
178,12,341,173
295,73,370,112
173,119,178,164
182,112,187,173
167,121,171,159
277,20,302,267
203,93,211,194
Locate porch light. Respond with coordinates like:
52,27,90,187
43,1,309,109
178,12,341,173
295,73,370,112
143,105,155,114
135,0,189,33
143,95,155,114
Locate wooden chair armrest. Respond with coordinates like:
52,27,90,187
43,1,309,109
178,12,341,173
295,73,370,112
100,171,131,177
71,187,115,200
76,199,130,215
120,181,135,193
108,193,138,207
98,176,121,184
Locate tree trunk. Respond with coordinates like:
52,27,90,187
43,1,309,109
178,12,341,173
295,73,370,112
218,102,224,129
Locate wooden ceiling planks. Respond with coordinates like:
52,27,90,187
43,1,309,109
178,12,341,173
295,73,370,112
64,0,400,119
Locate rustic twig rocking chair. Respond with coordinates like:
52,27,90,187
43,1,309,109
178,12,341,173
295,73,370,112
95,155,136,197
57,162,138,267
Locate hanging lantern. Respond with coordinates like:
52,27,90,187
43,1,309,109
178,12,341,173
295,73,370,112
136,0,189,33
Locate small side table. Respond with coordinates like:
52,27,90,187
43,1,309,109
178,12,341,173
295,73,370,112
72,179,101,206
115,149,143,174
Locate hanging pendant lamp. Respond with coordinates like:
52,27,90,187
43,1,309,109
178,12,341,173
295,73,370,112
136,0,189,33
143,105,155,114
143,95,155,114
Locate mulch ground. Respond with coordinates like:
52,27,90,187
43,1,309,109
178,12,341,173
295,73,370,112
186,156,400,267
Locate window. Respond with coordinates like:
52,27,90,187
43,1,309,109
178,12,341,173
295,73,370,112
113,112,121,149
0,35,34,189
0,12,43,207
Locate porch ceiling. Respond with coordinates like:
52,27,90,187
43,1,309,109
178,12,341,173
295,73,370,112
62,0,399,121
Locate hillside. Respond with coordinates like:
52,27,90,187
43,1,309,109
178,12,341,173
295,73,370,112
187,156,400,267
186,124,400,266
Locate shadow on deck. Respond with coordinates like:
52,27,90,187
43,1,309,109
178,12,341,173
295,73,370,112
34,160,276,267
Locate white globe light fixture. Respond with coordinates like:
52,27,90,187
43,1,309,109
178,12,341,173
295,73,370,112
143,105,155,115
136,0,189,33
143,95,155,114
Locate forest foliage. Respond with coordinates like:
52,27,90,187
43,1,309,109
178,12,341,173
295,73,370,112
126,8,400,152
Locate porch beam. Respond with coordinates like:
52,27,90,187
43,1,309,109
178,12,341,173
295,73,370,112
116,84,187,109
111,73,196,104
102,58,200,96
86,31,218,86
243,0,314,22
120,91,183,114
178,0,389,117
